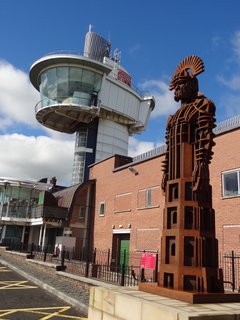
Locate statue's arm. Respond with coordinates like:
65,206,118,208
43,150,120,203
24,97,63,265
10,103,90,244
192,99,216,191
161,117,171,192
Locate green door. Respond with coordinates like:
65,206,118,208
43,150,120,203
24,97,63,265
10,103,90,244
119,236,130,267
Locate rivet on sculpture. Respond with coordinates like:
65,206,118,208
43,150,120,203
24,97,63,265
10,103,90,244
140,55,240,303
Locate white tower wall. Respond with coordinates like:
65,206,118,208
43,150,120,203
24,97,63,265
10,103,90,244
95,119,129,163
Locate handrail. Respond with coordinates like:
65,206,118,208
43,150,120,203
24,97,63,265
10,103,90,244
35,96,101,113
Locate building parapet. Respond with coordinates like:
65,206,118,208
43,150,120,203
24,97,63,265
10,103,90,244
133,145,167,163
213,115,240,135
132,115,240,164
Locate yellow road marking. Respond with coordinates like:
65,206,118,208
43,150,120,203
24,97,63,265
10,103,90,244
0,306,87,319
0,267,11,273
0,280,37,289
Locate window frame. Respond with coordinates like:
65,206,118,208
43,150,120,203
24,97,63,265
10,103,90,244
98,201,106,216
146,188,152,207
78,206,85,221
222,168,240,198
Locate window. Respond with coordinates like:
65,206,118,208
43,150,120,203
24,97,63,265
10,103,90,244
75,129,88,147
39,67,102,107
222,169,240,197
137,186,160,210
79,206,85,221
146,189,152,207
99,202,105,216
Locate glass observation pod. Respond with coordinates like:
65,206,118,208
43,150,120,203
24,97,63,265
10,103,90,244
29,54,112,134
29,30,155,185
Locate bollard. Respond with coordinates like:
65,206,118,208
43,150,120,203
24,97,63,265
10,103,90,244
141,268,146,282
61,249,65,268
56,248,66,271
43,246,47,262
26,243,35,259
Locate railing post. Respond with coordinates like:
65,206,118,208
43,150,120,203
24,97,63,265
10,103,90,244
26,242,35,259
30,243,34,256
43,246,47,262
120,250,126,286
56,246,66,271
231,250,235,292
93,248,96,264
154,253,159,282
141,268,145,282
61,248,65,268
107,249,110,266
85,254,89,278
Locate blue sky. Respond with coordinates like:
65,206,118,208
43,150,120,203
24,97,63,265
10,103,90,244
0,0,240,185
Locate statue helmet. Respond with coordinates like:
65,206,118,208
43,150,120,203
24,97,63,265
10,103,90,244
169,55,205,91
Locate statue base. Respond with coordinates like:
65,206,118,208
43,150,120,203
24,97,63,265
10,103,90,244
139,283,240,304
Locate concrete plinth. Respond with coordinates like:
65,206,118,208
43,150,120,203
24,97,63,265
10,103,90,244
88,286,240,320
139,283,240,304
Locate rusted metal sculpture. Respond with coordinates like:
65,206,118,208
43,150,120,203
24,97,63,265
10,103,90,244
140,56,240,303
159,55,224,294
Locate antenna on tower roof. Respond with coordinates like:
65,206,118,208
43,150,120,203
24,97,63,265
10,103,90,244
89,24,93,32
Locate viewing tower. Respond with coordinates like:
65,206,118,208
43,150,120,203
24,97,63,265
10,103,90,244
29,27,155,185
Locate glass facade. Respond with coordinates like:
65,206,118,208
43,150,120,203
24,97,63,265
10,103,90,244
0,184,40,219
72,129,88,185
72,152,86,185
39,66,102,108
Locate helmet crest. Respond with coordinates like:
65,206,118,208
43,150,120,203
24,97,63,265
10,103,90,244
169,55,204,91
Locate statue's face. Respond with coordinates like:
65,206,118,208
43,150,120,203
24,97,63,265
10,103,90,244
174,78,197,103
174,80,191,102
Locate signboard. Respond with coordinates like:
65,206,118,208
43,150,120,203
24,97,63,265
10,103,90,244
117,70,132,87
140,252,157,270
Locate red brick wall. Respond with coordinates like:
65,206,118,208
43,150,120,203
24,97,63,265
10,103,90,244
89,127,240,256
210,129,240,253
89,156,164,253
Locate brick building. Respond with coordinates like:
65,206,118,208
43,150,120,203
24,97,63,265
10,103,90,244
1,116,239,262
210,116,240,253
88,115,240,263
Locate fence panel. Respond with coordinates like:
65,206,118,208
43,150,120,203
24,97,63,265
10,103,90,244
219,251,240,291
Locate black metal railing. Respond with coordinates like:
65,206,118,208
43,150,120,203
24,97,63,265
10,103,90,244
27,246,157,286
1,204,68,220
3,241,240,290
219,250,240,291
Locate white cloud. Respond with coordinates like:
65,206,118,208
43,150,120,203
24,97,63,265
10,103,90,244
0,60,40,129
128,136,165,158
212,35,222,48
0,134,75,185
219,94,240,118
128,137,155,157
129,44,141,56
232,31,240,60
129,78,176,157
140,79,178,118
0,61,77,185
214,30,240,119
217,74,240,90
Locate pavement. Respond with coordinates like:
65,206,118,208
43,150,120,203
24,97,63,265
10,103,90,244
0,249,120,317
